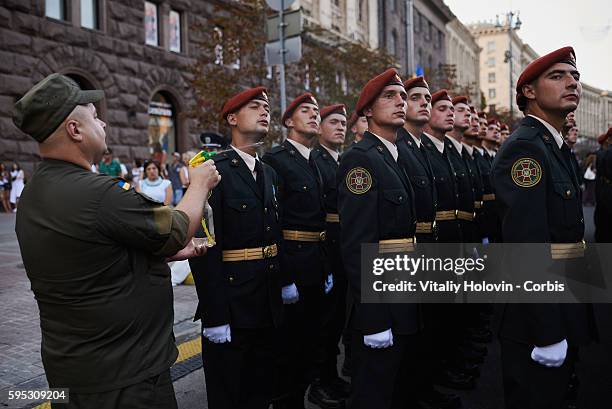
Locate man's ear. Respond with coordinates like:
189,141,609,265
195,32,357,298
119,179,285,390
226,113,238,127
363,107,373,119
522,83,536,102
65,118,83,142
285,117,294,128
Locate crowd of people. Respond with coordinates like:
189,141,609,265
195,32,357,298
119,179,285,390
8,44,612,409
0,162,25,213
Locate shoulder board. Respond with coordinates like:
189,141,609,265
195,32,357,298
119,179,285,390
268,145,287,155
212,152,230,162
513,125,540,142
352,137,376,152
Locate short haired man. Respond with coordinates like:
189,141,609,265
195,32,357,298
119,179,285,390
13,73,219,409
188,87,285,409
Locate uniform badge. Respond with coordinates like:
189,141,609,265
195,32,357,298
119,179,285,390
511,157,542,188
346,167,372,195
117,180,131,190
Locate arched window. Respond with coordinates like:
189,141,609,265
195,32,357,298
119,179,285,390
148,92,177,163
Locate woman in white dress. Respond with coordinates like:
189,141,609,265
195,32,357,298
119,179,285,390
9,162,25,212
136,160,172,205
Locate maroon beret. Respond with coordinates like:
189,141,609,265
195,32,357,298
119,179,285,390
500,123,509,131
516,46,576,111
348,112,358,128
431,89,452,106
403,76,429,91
599,127,612,144
452,95,469,106
469,105,477,114
487,118,500,127
355,68,404,116
282,92,318,128
320,104,347,121
477,111,487,119
221,86,268,121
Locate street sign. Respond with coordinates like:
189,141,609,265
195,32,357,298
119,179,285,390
265,35,302,65
267,9,302,42
265,0,296,11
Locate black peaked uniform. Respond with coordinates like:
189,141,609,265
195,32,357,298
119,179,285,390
492,116,594,409
397,128,438,243
188,149,284,409
311,145,348,384
474,147,501,242
262,139,328,403
422,134,461,242
594,146,612,243
338,131,420,409
463,146,485,242
445,137,476,242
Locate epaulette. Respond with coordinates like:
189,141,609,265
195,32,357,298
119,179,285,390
351,137,376,152
212,151,230,162
268,145,286,155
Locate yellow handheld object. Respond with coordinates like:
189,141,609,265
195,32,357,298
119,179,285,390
188,150,217,247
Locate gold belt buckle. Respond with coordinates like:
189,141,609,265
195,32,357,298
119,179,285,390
319,231,326,241
262,245,274,259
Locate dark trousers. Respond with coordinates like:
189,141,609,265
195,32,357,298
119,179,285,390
202,327,278,409
52,370,176,409
349,330,419,409
277,284,325,400
500,338,577,409
320,273,348,381
577,342,612,409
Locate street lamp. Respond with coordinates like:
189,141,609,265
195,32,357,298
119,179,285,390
496,11,521,123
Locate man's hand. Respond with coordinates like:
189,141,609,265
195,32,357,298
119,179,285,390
203,324,231,343
188,160,221,191
531,339,568,367
364,329,394,349
166,239,207,261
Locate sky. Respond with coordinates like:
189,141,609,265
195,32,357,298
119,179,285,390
443,0,612,91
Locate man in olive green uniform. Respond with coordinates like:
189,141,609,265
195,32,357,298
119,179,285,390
13,73,220,409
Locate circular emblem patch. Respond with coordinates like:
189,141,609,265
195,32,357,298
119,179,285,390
511,158,542,188
346,167,372,194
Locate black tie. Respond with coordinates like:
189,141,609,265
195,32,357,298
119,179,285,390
254,159,265,196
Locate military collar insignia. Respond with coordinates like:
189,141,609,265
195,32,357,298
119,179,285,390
231,158,239,166
289,149,296,156
511,157,542,188
377,145,384,153
346,167,372,195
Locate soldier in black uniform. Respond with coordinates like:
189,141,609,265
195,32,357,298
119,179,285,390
310,104,352,405
13,74,220,409
188,87,285,409
422,90,477,391
263,93,342,409
464,105,488,243
492,46,597,409
338,68,420,409
594,128,612,243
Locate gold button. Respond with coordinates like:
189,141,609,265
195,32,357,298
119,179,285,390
229,276,234,282
269,264,275,270
264,207,268,212
566,190,571,196
398,196,403,201
242,204,247,209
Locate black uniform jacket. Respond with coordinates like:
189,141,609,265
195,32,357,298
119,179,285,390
492,115,592,347
190,149,284,329
337,131,420,335
262,139,327,287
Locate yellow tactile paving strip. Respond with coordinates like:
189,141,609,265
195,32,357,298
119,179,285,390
31,337,202,409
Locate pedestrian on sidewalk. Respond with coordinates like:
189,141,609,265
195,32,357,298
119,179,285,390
0,163,12,213
12,73,220,409
9,162,24,212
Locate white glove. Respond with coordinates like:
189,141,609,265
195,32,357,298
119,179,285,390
282,283,299,304
324,274,334,294
203,324,231,344
364,328,394,349
531,339,568,367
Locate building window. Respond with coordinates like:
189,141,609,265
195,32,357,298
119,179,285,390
149,92,177,156
413,11,420,32
389,30,398,56
144,1,159,46
437,29,443,49
390,0,396,12
487,57,495,67
488,88,496,99
80,0,98,29
358,0,366,23
169,10,181,53
487,41,495,53
427,22,433,41
488,72,496,83
46,0,67,20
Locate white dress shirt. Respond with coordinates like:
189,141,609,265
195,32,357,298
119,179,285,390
462,143,474,157
407,131,422,148
528,114,564,149
287,138,311,161
446,135,463,155
321,144,340,163
425,133,445,154
231,145,259,180
371,132,399,161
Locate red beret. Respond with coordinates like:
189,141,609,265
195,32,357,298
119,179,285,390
403,76,429,91
477,111,487,119
599,127,612,144
282,92,318,128
431,89,452,106
348,112,358,128
355,68,403,116
500,123,509,131
221,86,268,121
469,105,477,114
516,46,576,111
487,118,499,127
320,104,347,121
452,95,469,106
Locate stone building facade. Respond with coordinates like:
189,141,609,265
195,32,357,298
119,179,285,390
0,0,216,174
445,18,481,104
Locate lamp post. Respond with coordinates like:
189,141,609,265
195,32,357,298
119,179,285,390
496,11,521,122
